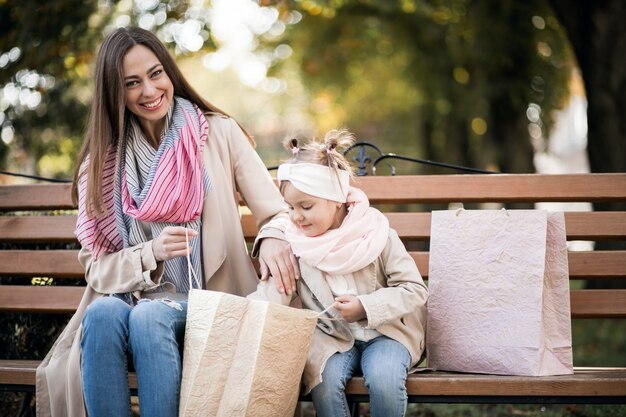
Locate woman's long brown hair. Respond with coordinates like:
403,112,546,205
72,27,253,216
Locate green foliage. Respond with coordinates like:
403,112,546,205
0,0,114,179
265,0,574,173
0,0,217,180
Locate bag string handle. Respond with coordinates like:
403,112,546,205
455,207,510,216
315,303,344,321
185,227,202,292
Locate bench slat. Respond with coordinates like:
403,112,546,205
1,250,624,280
571,290,626,318
0,250,84,277
411,251,626,280
0,216,77,242
358,174,626,203
3,212,625,243
1,360,624,398
0,184,74,211
1,286,624,318
2,174,625,211
0,286,84,314
351,368,626,397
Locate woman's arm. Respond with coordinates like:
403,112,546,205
225,119,300,294
79,241,164,295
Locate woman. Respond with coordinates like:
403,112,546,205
36,26,299,417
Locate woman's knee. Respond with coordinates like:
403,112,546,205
83,296,130,328
128,300,181,342
82,296,131,345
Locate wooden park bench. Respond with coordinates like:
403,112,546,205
1,158,626,410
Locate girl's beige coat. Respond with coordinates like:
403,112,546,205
36,116,289,417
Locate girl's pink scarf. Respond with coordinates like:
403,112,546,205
286,187,389,275
75,99,208,258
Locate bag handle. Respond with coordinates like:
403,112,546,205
185,227,202,291
455,207,510,217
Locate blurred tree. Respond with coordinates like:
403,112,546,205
0,0,217,181
0,0,114,179
549,0,626,174
262,0,575,174
549,0,626,285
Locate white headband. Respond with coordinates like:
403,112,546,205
277,163,350,203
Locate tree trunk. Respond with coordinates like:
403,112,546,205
550,0,626,174
550,0,626,285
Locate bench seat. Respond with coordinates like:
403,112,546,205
1,361,625,404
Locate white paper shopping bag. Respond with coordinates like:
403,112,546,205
179,289,317,417
426,209,573,376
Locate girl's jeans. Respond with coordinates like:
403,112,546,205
81,296,187,417
310,335,411,417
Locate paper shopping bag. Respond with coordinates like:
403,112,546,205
426,209,573,376
179,289,317,417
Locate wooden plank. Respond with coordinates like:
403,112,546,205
1,286,624,318
0,360,137,388
0,216,77,242
571,290,626,318
245,211,626,241
0,184,74,211
567,251,626,279
1,174,625,212
5,211,623,243
1,250,624,281
0,250,83,277
410,251,626,280
0,360,40,386
0,286,83,314
353,174,626,204
344,368,626,397
2,360,624,397
564,212,626,240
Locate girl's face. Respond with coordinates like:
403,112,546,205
283,182,345,237
122,44,174,130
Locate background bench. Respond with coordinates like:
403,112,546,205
1,173,626,412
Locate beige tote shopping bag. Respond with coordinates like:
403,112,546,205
426,209,573,376
179,289,317,417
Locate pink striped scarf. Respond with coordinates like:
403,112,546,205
286,187,390,275
75,98,209,259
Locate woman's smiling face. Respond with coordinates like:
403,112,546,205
122,44,174,133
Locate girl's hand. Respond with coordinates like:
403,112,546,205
152,226,198,261
333,294,367,323
258,238,300,295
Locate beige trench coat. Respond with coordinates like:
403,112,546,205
250,228,429,394
36,115,289,417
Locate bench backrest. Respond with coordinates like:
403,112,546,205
1,173,625,319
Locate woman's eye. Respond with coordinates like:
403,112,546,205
126,80,139,88
151,69,162,78
302,205,312,210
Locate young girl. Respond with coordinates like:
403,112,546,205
251,130,428,417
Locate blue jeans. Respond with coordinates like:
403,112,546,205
81,296,187,417
310,335,410,417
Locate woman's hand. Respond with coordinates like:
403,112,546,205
258,238,300,295
333,294,367,323
152,226,198,262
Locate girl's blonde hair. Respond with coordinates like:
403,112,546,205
282,128,355,175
